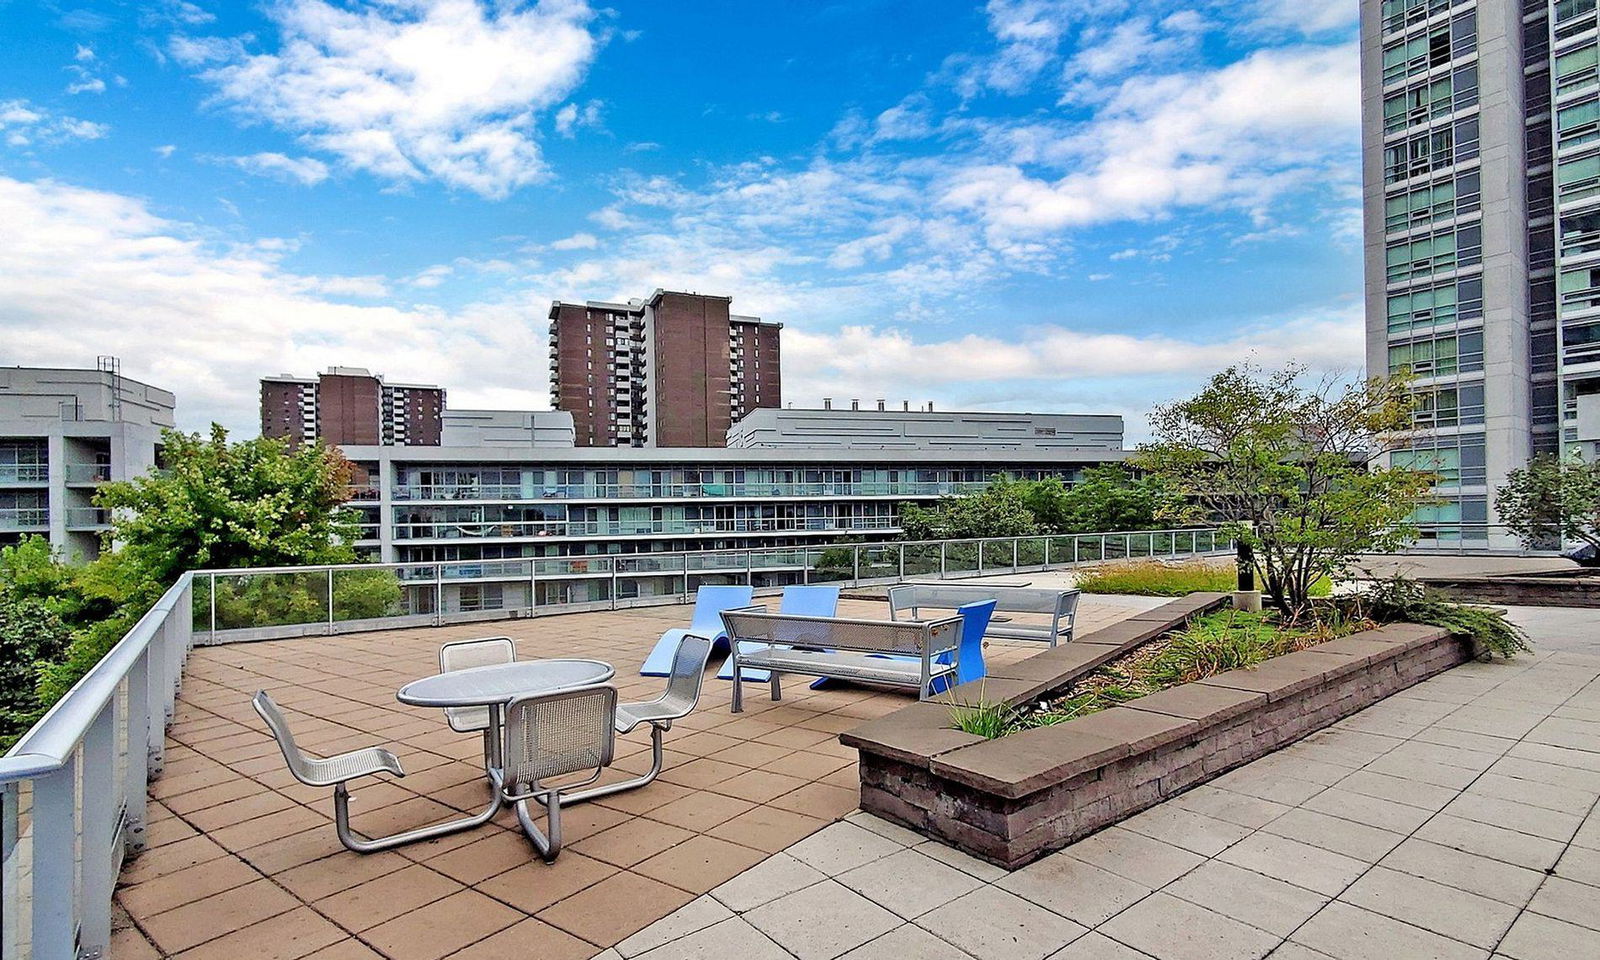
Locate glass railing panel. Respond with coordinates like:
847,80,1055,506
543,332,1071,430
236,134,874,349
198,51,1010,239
207,570,331,633
1017,537,1048,568
859,546,899,581
901,542,942,578
806,547,853,583
944,540,980,576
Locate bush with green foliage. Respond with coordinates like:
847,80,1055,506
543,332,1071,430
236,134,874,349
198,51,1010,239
1,425,369,749
0,589,73,744
1357,575,1531,659
1495,453,1600,552
898,467,1158,543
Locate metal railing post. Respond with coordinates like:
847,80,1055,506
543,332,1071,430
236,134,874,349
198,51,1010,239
940,541,946,579
1044,537,1051,570
611,559,619,611
125,648,152,856
852,545,861,587
746,550,755,588
208,571,217,642
528,560,538,616
897,544,905,581
434,564,443,625
977,540,985,577
1100,534,1107,561
1012,538,1020,573
326,567,335,635
79,705,118,959
683,553,691,602
31,756,79,960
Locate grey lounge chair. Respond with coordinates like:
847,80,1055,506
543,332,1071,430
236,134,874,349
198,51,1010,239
560,632,713,806
502,684,619,861
253,690,503,853
438,636,515,763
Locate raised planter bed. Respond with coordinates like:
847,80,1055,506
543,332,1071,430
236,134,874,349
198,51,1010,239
842,595,1471,868
1421,568,1600,608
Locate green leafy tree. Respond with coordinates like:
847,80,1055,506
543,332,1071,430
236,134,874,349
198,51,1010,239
1496,453,1600,552
0,575,74,746
15,426,375,722
1136,365,1437,619
1046,465,1160,533
899,481,1041,541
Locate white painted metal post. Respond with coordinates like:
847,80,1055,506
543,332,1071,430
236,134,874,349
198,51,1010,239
1012,538,1019,573
326,568,335,635
124,649,152,856
434,564,443,625
79,706,118,958
1044,537,1051,570
897,544,905,581
208,571,217,642
528,559,538,617
940,541,947,579
852,546,861,587
31,757,80,960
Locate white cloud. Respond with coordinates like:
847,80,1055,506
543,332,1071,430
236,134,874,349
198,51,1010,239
1251,0,1358,35
153,144,177,158
938,44,1358,235
0,100,108,147
407,264,454,287
176,0,605,198
554,99,603,137
550,232,599,250
227,152,331,185
0,176,545,431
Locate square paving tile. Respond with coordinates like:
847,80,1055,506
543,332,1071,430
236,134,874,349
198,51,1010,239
616,894,735,958
836,848,986,920
1498,911,1600,960
361,889,523,960
1290,901,1488,960
787,821,905,876
711,852,829,912
1379,838,1547,906
1100,892,1278,960
315,864,463,932
1216,833,1367,897
836,922,980,960
442,917,594,960
1062,826,1205,889
536,870,696,947
631,917,794,960
995,851,1150,928
632,834,769,894
1338,866,1519,949
1163,860,1328,938
914,886,1087,960
745,879,903,960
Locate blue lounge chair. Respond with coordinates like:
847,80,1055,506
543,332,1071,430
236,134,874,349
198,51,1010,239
812,597,994,693
717,585,841,681
639,585,754,676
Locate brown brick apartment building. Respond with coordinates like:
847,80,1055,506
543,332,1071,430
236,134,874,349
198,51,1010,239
261,367,444,446
548,290,781,447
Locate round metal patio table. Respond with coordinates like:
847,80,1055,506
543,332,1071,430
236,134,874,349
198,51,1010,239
397,658,615,709
398,658,615,773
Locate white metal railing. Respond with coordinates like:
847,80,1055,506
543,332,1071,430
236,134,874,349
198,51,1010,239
389,480,993,502
0,526,1224,959
0,509,49,531
1,575,193,960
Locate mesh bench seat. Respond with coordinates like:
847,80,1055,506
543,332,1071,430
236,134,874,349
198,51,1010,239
889,584,1079,646
721,607,962,712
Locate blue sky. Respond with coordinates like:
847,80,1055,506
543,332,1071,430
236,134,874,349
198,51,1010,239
0,0,1362,439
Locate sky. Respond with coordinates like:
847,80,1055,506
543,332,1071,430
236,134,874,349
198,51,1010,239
0,0,1364,441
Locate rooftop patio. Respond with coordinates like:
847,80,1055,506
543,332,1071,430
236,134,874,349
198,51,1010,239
108,589,1160,960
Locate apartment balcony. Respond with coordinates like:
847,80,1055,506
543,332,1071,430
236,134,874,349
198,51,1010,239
64,463,112,484
390,516,901,542
65,506,111,529
0,464,50,485
389,481,991,503
0,507,49,531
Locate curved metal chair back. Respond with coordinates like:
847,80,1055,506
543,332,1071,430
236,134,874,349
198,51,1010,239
660,632,713,719
438,637,515,732
253,690,316,783
503,684,617,794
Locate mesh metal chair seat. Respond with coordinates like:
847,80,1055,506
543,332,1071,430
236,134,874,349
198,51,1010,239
502,684,619,861
252,690,503,854
438,637,516,733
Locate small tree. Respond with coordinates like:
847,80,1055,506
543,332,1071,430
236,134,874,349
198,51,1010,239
899,481,1040,541
1136,365,1436,619
1496,453,1600,552
1048,465,1159,533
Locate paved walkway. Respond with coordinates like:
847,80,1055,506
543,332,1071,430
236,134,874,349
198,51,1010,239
606,606,1600,960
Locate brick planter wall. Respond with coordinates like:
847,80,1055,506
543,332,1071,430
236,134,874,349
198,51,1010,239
1421,573,1600,608
844,618,1469,869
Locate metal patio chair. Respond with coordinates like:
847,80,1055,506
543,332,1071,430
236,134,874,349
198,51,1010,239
501,684,619,861
438,636,516,763
253,690,503,854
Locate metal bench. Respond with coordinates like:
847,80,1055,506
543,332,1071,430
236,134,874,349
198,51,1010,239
888,584,1079,646
720,607,962,712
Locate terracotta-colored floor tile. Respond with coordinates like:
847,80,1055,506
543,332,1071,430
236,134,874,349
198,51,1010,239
716,804,830,853
570,818,695,867
476,852,618,914
536,871,694,947
186,790,299,831
710,768,809,804
707,741,794,768
117,853,261,916
442,917,595,960
300,939,387,960
315,864,463,932
159,777,260,813
768,781,859,818
109,925,162,960
656,757,746,790
762,750,853,781
593,780,693,815
276,849,411,902
361,890,522,960
118,835,229,885
142,879,300,954
642,791,756,833
171,907,345,960
236,825,349,874
632,834,769,894
754,725,837,749
143,814,200,848
209,805,330,851
419,829,540,885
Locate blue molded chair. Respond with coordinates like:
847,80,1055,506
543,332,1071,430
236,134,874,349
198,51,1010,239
639,585,754,676
812,597,994,693
717,585,841,681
